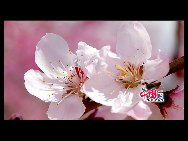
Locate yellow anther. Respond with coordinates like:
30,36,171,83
69,50,72,54
116,65,127,74
107,72,111,75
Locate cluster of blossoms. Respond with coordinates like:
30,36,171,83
24,21,170,120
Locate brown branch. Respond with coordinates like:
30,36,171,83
166,56,184,77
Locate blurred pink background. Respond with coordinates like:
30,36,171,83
4,21,184,120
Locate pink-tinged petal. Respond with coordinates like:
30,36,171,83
82,72,123,106
111,85,143,114
116,21,152,65
146,102,164,120
24,69,63,102
142,49,169,83
35,33,76,78
127,101,152,120
165,84,184,120
47,95,85,120
98,46,123,75
165,107,184,120
76,42,99,78
95,106,127,120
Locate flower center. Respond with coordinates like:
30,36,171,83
63,66,88,96
114,60,143,89
47,60,88,106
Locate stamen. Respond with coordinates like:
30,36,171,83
107,72,111,75
69,49,72,54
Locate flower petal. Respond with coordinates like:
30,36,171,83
116,21,152,65
47,95,85,120
24,69,63,102
142,49,169,83
76,42,99,78
165,84,184,120
127,101,152,120
95,106,127,120
35,33,76,78
111,85,143,114
98,46,123,75
82,72,123,106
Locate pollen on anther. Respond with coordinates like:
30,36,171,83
69,50,72,54
43,80,45,83
107,72,111,75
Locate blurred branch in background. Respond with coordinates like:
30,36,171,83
174,21,184,78
9,113,23,120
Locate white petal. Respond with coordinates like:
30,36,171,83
76,42,99,78
116,21,152,65
111,85,143,114
142,49,169,83
47,95,85,120
35,33,76,78
127,101,152,120
82,72,123,106
98,46,123,75
95,106,127,120
24,69,63,102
